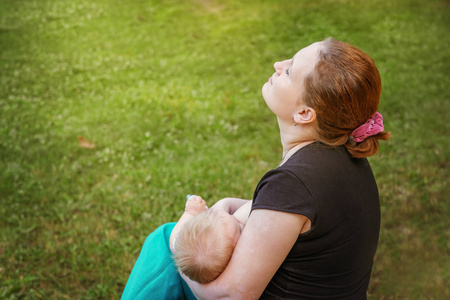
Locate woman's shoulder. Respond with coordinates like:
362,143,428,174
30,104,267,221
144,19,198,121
283,142,369,171
257,143,355,188
276,142,375,199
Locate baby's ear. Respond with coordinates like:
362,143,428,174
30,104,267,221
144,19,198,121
293,106,316,125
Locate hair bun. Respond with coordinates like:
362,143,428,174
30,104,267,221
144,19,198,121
345,131,391,158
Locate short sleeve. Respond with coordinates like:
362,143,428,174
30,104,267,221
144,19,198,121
251,169,317,224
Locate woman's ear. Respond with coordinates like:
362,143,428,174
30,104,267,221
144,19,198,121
293,106,316,125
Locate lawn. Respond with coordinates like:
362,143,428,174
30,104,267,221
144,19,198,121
1,0,449,298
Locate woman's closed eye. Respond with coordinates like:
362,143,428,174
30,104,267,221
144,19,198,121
286,58,294,76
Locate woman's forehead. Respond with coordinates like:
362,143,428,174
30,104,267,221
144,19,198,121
297,41,322,55
293,42,321,63
295,42,322,72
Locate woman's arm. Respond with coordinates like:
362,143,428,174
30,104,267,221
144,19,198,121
182,208,309,299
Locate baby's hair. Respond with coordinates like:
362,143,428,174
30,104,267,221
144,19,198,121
173,209,236,284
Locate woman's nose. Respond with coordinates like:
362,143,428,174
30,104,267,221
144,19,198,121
274,61,282,75
274,60,288,75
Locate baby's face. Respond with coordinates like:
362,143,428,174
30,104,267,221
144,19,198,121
217,210,242,246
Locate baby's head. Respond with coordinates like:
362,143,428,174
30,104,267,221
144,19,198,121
173,209,242,284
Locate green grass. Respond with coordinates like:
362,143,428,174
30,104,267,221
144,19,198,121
1,0,449,298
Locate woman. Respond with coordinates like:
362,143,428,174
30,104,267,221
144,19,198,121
182,38,389,299
122,38,389,299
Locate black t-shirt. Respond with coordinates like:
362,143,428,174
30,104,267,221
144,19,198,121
252,142,380,300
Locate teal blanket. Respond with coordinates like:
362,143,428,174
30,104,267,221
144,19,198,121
121,222,196,300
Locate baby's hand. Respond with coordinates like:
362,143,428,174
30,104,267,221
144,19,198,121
185,195,207,216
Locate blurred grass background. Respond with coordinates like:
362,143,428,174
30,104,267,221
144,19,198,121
0,0,449,298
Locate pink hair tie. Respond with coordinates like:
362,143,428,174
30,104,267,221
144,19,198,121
350,112,384,142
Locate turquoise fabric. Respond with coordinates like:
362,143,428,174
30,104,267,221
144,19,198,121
121,222,196,300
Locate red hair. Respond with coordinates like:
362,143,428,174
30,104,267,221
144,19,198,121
303,38,390,158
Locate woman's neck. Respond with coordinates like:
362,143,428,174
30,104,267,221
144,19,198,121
278,118,318,166
279,140,315,166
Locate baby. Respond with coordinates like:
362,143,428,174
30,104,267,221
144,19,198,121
169,195,251,284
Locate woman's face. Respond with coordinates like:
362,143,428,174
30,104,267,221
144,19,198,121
262,42,321,122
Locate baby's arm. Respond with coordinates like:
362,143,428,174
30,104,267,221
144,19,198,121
232,201,252,226
211,197,250,215
169,195,207,252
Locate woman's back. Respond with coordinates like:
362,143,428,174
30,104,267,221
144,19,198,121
252,142,380,299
